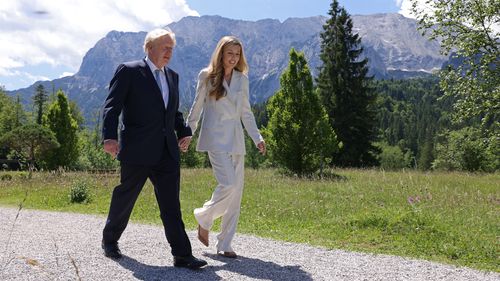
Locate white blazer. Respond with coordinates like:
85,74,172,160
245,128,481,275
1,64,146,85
187,69,263,155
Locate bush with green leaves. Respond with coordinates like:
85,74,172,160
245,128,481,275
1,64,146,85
377,142,412,170
180,133,206,168
69,180,92,204
73,128,118,171
432,127,498,172
0,174,12,181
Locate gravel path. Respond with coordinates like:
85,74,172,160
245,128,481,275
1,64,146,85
0,206,498,281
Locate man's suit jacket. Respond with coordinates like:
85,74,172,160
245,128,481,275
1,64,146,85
187,69,263,155
102,59,191,165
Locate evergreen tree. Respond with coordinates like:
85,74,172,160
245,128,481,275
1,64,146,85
266,48,337,176
374,77,453,170
42,90,79,170
317,0,379,167
33,84,48,125
69,100,85,129
417,133,435,170
14,95,26,128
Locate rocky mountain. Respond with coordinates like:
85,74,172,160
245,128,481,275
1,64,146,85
7,13,446,123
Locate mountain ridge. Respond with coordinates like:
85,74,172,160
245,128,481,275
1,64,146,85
6,13,446,123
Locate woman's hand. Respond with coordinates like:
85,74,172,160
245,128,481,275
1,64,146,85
257,141,266,155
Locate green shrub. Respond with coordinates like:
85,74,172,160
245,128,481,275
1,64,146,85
69,180,92,203
18,172,30,179
0,174,12,181
432,127,497,172
377,142,412,170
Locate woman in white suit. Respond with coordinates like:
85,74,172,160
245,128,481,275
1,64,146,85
186,36,266,258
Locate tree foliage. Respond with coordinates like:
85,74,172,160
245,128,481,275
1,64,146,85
432,127,498,172
0,123,59,171
78,130,118,170
266,49,337,176
42,90,79,170
374,78,452,169
75,109,117,171
0,90,28,160
377,142,413,170
411,0,499,129
33,84,48,125
0,89,16,137
317,0,379,167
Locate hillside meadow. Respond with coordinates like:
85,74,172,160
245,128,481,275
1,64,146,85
0,168,498,272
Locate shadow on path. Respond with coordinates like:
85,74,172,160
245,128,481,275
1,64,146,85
116,253,312,281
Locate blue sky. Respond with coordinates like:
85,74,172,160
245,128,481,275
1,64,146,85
0,0,411,91
187,0,401,21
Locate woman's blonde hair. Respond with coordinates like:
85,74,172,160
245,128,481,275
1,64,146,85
206,36,248,100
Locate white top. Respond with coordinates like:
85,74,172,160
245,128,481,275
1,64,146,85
187,69,263,155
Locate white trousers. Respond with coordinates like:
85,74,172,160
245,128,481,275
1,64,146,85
194,152,244,252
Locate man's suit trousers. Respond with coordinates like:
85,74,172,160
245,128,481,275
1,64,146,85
103,147,192,257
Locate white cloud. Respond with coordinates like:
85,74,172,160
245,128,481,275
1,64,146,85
396,0,428,18
0,0,198,90
397,0,499,33
60,72,74,78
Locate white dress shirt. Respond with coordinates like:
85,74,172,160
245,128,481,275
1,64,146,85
146,57,169,108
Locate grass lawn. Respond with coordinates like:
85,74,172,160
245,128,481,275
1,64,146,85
0,168,498,272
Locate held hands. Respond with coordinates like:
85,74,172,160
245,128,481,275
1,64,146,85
257,140,266,155
103,139,119,159
178,136,192,152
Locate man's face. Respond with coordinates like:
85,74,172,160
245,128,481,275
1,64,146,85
149,35,174,68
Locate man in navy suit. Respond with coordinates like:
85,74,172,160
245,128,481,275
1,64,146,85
101,28,206,269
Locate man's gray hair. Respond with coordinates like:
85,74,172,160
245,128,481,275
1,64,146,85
143,27,176,53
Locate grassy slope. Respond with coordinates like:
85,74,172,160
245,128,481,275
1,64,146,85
0,169,498,272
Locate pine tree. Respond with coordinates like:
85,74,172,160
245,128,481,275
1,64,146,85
33,84,48,125
42,90,79,170
317,0,379,167
266,48,337,176
14,95,26,128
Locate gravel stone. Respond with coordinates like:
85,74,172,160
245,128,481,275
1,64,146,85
0,207,498,281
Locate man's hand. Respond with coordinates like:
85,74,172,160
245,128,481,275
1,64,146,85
178,136,192,153
103,139,119,158
257,140,266,155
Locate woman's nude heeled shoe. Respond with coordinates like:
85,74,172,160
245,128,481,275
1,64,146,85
197,225,209,247
218,251,237,258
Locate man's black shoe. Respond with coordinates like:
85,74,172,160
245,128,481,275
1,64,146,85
102,241,122,259
173,255,207,269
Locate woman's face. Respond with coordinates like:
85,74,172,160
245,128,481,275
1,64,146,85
222,44,241,71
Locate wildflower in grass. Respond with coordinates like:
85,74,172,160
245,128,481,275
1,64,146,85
407,196,414,205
